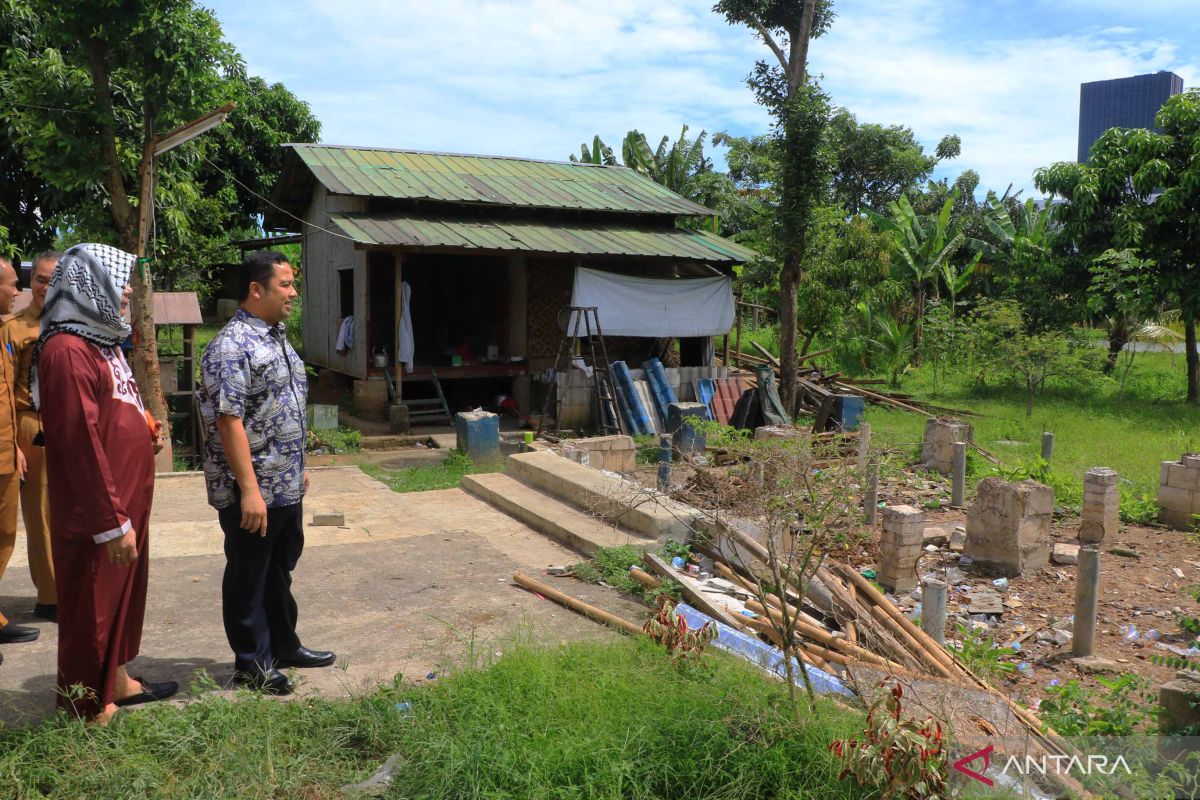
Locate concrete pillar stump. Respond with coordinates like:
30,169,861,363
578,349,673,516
920,417,973,476
1158,454,1200,530
1080,467,1119,543
965,477,1053,576
878,504,924,592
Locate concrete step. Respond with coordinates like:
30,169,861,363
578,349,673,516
503,450,702,542
461,472,657,557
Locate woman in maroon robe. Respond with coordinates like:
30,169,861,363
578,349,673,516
32,244,175,723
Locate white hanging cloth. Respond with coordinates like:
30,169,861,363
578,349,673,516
396,281,414,371
570,267,734,337
335,315,354,353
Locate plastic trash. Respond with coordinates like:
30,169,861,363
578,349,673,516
1144,629,1161,642
395,702,412,715
1121,624,1140,644
425,672,438,681
1017,662,1034,677
992,577,1010,591
671,556,686,569
959,555,974,566
739,609,758,618
860,568,877,580
1010,641,1022,652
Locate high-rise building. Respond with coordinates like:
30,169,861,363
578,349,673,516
1077,71,1183,162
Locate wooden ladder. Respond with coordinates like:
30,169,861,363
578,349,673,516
539,306,620,436
404,369,454,426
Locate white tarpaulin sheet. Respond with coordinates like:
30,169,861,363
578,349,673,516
570,267,734,337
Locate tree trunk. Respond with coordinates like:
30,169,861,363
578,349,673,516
1104,321,1130,375
912,282,925,366
88,41,171,468
778,252,801,415
1026,377,1035,418
1186,313,1199,404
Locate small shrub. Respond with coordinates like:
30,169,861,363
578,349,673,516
308,426,363,454
830,680,948,800
951,623,1016,683
1038,675,1157,737
642,596,717,665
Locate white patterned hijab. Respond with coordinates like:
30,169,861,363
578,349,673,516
31,243,137,410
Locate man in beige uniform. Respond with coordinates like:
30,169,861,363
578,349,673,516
0,255,34,647
2,251,60,621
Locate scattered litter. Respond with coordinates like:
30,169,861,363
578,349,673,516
944,567,966,584
959,555,974,566
671,556,686,569
1108,547,1139,559
1174,568,1186,579
546,565,571,577
860,568,876,580
1155,642,1200,658
1016,662,1034,677
992,578,1010,591
1121,625,1140,644
425,672,438,681
394,702,411,714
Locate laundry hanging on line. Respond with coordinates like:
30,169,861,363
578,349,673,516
396,281,414,371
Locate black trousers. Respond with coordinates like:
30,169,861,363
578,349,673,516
218,501,304,674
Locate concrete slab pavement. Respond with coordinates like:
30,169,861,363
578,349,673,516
0,468,646,725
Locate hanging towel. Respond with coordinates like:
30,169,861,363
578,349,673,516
335,316,354,354
396,281,414,371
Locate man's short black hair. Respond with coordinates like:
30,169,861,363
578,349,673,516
239,250,290,302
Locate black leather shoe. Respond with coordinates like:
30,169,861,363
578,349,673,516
33,604,57,623
274,646,336,669
234,667,293,696
0,623,39,643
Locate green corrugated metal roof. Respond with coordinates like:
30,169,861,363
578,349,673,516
327,212,758,263
289,144,715,217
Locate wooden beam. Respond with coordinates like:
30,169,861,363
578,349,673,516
393,253,404,404
642,552,743,630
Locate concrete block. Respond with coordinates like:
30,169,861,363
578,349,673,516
919,417,973,476
353,378,389,419
1159,486,1193,514
667,402,708,454
1085,467,1119,487
1052,542,1079,565
882,504,924,530
1160,673,1200,735
923,527,949,547
1166,463,1200,491
307,404,339,431
388,403,410,434
312,512,345,526
1184,454,1200,470
965,477,1052,576
1161,461,1174,485
455,410,501,463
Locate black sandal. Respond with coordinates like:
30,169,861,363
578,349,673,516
114,678,179,707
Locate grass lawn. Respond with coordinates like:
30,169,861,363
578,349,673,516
0,639,875,800
864,350,1200,516
359,450,500,493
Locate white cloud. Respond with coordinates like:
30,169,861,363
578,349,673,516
206,0,1200,198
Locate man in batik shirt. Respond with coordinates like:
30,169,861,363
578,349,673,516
199,251,334,696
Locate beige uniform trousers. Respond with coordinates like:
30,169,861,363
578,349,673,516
18,411,53,605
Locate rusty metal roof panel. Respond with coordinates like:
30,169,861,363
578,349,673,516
327,212,757,263
288,144,714,217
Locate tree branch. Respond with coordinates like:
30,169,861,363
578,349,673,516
789,0,818,94
750,18,789,74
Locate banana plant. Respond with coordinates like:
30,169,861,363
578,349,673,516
867,190,967,353
939,251,980,317
569,135,616,166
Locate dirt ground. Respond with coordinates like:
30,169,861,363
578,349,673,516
625,447,1200,707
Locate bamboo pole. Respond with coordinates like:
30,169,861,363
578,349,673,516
628,567,661,590
513,572,644,637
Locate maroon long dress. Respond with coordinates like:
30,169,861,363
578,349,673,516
39,334,155,718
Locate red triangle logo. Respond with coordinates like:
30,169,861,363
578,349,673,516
953,744,995,787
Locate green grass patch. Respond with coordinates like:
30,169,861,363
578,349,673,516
308,426,363,454
866,351,1200,518
570,543,685,605
0,639,872,800
360,450,499,493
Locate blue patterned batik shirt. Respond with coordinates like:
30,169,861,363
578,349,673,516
199,307,308,509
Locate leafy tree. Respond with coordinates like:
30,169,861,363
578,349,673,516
1037,91,1200,401
715,0,835,413
7,0,237,440
869,314,915,388
826,109,960,215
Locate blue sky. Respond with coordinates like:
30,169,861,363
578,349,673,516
205,0,1198,198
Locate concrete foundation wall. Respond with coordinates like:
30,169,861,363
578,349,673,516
1158,454,1200,530
920,417,973,476
562,435,637,473
965,477,1053,576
